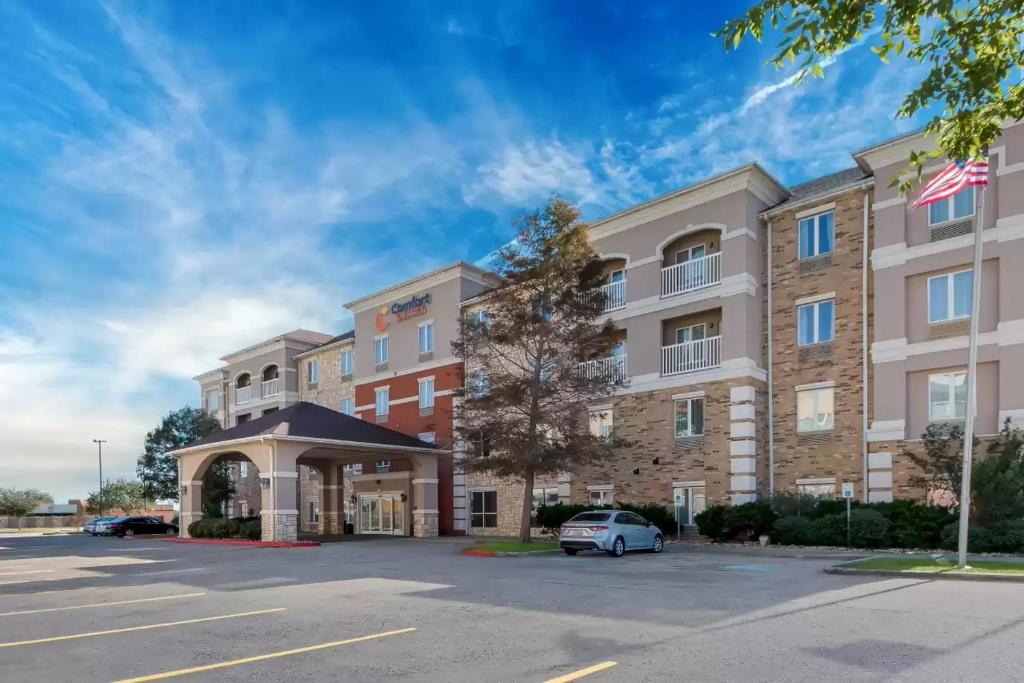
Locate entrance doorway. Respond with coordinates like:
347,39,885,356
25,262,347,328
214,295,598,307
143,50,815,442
358,494,405,536
673,484,706,525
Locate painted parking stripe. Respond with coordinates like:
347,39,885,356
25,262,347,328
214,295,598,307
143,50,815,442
0,592,206,617
543,661,618,683
0,607,285,648
0,569,54,577
110,627,417,682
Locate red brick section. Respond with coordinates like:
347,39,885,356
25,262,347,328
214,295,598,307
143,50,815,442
356,362,462,535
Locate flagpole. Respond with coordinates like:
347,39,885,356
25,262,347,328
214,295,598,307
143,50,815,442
956,172,987,570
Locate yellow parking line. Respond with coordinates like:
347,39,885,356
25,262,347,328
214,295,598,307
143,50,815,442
111,627,418,682
0,592,206,617
0,607,285,648
543,661,618,683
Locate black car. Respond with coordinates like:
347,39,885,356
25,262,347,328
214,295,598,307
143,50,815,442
104,516,178,537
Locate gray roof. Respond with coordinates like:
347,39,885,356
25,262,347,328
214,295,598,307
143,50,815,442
182,401,436,451
767,167,871,214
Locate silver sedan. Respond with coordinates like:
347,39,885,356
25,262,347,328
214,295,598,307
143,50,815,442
559,510,664,557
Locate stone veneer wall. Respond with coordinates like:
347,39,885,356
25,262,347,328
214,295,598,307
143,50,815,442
297,466,322,533
228,461,262,517
465,470,560,537
298,343,355,412
770,188,873,499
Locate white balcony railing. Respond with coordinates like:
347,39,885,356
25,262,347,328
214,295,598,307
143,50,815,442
595,279,626,312
235,385,252,405
577,354,627,382
261,378,280,398
661,336,721,376
661,252,721,297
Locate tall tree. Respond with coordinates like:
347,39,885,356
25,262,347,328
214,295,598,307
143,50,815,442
137,406,222,501
717,1,1024,189
85,479,153,515
453,197,624,543
0,488,52,519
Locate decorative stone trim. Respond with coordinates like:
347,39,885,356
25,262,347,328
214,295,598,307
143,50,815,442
867,420,906,442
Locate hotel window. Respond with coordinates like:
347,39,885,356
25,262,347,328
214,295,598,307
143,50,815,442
470,308,490,329
532,487,559,515
239,461,248,478
797,479,836,498
928,269,972,323
470,490,498,528
374,335,388,365
418,432,435,444
588,488,614,506
307,502,318,523
205,389,219,413
674,244,707,265
469,368,490,398
589,408,614,440
418,377,435,409
797,387,834,432
929,371,967,421
418,321,435,354
375,387,389,417
673,397,704,438
798,211,834,259
797,299,835,345
343,463,363,475
675,323,706,344
376,460,391,473
929,186,974,225
307,359,320,385
339,397,354,416
340,348,353,376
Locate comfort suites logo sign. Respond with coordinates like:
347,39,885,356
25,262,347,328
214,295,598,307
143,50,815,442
374,293,432,332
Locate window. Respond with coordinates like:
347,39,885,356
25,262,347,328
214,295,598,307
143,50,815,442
929,371,967,421
307,502,318,523
798,211,834,259
375,387,389,416
239,500,249,517
239,461,248,478
469,368,490,398
339,397,354,416
673,398,704,438
797,299,835,345
340,348,353,376
236,413,250,425
418,432,435,444
470,490,498,528
797,481,836,498
588,488,614,506
418,377,435,409
797,387,835,432
307,359,320,385
205,389,219,413
928,186,974,225
376,460,391,473
418,321,435,354
608,268,626,283
532,487,560,515
928,269,972,323
343,463,363,476
589,408,613,439
675,323,706,344
470,308,490,329
674,244,706,265
374,335,389,365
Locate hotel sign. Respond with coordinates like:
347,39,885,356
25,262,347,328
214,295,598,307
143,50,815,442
375,293,432,332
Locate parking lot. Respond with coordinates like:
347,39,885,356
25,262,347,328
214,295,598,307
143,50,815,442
2,534,1023,681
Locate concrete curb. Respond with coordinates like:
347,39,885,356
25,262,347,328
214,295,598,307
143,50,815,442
825,565,1024,583
161,538,320,549
460,547,561,558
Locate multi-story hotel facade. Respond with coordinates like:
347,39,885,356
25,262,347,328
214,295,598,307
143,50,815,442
190,125,1024,541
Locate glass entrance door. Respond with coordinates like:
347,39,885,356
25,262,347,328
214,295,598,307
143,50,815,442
672,486,707,525
358,495,405,535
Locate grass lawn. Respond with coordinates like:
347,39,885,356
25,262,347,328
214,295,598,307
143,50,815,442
471,540,560,553
848,556,1024,575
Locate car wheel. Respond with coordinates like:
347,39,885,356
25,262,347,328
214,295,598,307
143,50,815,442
124,529,134,537
606,536,625,558
652,535,664,553
563,548,578,556
165,528,176,535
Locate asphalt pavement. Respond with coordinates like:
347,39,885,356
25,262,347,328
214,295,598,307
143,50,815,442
1,534,1022,681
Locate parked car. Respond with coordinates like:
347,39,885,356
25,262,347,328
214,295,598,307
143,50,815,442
83,516,115,535
559,510,664,557
101,516,179,537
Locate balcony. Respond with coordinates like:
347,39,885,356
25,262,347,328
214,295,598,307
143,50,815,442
235,385,252,405
577,354,627,382
594,279,626,312
661,252,721,298
661,336,721,376
261,378,280,398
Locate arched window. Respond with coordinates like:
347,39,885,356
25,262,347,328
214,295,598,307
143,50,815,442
261,366,280,398
262,365,279,382
236,373,251,388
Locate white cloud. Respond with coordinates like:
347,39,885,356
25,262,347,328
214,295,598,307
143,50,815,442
465,138,605,207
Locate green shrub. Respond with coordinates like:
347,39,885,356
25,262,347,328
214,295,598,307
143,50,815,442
187,519,204,538
617,502,675,534
847,509,890,548
186,516,260,540
695,505,730,541
873,500,952,549
810,513,847,546
942,520,1024,553
772,516,815,545
534,504,607,530
724,501,778,540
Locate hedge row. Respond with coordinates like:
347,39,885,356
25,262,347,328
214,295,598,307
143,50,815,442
534,502,677,534
187,516,261,540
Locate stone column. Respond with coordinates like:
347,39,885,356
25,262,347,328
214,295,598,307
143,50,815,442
179,480,203,538
260,446,300,542
320,463,343,535
411,456,439,538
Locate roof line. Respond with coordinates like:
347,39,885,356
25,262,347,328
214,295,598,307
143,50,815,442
343,261,498,310
170,433,444,457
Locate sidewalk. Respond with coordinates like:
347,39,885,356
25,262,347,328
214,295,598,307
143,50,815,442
0,528,81,537
665,539,873,560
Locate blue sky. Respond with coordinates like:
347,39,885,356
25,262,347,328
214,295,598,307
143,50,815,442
0,1,924,502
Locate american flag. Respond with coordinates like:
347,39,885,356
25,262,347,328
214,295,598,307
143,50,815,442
911,158,989,209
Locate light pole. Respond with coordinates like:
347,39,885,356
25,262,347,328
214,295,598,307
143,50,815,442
92,439,106,512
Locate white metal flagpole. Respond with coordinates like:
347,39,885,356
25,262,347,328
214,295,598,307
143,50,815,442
956,172,987,569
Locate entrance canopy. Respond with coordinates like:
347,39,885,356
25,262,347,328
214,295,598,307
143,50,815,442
171,402,444,540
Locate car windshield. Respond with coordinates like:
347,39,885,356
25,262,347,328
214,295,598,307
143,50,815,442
570,512,611,522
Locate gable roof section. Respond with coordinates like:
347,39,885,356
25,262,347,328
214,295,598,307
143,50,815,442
763,167,871,216
179,401,435,451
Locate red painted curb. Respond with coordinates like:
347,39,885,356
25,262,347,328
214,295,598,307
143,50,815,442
160,538,320,548
461,549,496,557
